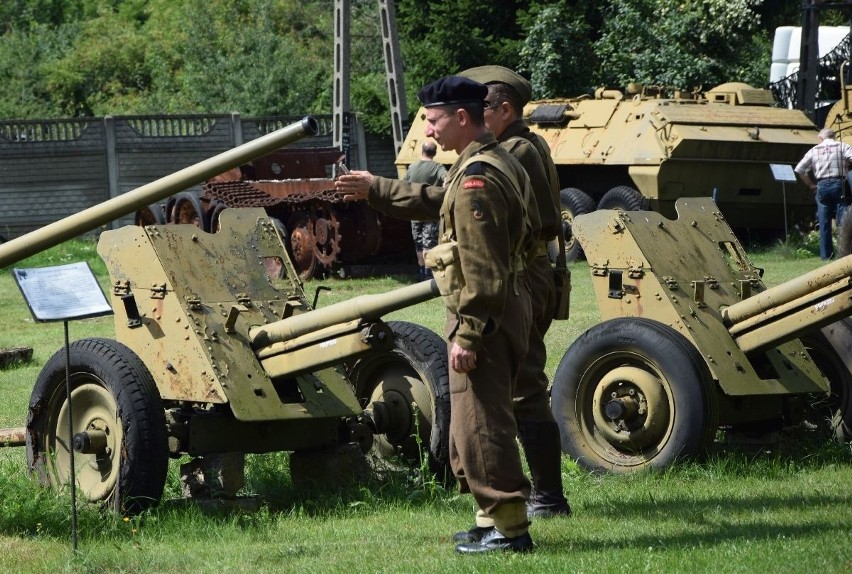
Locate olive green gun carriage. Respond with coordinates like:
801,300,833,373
551,197,852,473
0,118,450,513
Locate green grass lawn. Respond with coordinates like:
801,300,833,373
0,237,850,574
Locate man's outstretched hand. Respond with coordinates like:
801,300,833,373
334,170,374,202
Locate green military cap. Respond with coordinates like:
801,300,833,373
459,65,533,106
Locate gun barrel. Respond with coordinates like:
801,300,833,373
0,116,319,269
722,255,852,325
249,279,440,348
723,255,852,353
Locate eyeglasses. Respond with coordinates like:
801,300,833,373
483,100,502,110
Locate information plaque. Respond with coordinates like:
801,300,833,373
12,261,113,322
770,163,797,183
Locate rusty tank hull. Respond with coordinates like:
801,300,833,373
141,146,414,280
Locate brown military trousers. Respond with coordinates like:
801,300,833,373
514,254,557,421
447,279,532,518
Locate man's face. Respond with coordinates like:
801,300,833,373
424,107,461,153
483,88,510,139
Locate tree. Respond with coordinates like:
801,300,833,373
593,0,770,90
0,0,815,128
518,0,597,98
141,0,333,116
396,0,525,106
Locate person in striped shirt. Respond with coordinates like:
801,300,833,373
795,128,852,259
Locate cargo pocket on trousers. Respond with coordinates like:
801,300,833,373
445,316,467,393
450,372,468,394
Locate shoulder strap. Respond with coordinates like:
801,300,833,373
445,153,534,272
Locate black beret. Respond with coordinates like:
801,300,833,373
459,65,533,106
417,75,488,108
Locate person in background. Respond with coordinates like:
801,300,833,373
335,75,539,554
795,127,852,260
404,141,447,280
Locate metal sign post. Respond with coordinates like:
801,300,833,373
11,261,113,554
770,163,798,242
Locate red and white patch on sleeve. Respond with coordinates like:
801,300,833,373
463,178,485,189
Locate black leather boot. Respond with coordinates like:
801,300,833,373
518,420,571,518
451,525,493,544
455,528,534,554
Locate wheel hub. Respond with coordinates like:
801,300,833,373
364,370,432,461
54,382,123,502
592,365,670,450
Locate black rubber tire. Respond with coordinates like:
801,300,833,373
556,187,596,262
838,210,852,258
27,338,169,514
171,191,208,232
597,186,649,212
347,321,452,484
800,320,852,442
552,317,719,473
134,204,166,226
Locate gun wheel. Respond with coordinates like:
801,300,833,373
838,212,852,258
552,318,718,473
348,321,451,483
27,338,168,514
801,319,852,442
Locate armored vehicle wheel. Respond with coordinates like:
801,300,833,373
597,186,649,212
801,320,852,442
552,318,718,473
27,338,169,514
838,212,852,258
557,187,596,261
287,212,319,280
311,204,342,268
171,191,208,231
206,200,228,233
348,321,451,483
135,203,166,226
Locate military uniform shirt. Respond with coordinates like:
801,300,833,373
370,133,533,350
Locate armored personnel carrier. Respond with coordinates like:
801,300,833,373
396,82,819,259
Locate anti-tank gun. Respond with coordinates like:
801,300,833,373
551,197,852,473
0,118,449,513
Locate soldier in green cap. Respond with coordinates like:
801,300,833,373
455,66,571,534
336,74,540,554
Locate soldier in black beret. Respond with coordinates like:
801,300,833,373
335,76,541,554
454,65,572,530
417,75,489,108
